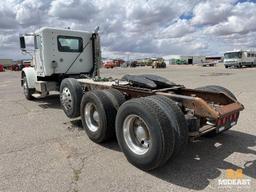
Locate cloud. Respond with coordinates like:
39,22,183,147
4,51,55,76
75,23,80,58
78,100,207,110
191,0,234,25
204,2,256,35
0,2,18,29
48,0,98,21
159,19,195,38
0,33,17,48
125,0,197,34
191,42,208,50
0,0,256,60
15,0,48,26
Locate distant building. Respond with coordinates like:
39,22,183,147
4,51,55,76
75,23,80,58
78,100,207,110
0,59,13,67
163,55,206,65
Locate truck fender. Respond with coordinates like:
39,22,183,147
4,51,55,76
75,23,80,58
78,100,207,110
21,67,37,89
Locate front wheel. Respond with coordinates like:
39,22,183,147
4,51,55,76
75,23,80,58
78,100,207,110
23,76,34,100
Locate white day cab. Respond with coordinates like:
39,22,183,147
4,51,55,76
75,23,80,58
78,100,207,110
20,27,101,99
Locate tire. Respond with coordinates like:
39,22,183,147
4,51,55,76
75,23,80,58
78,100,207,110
115,97,175,171
23,76,34,100
146,95,188,155
60,78,83,118
196,85,236,100
80,90,117,143
102,88,126,110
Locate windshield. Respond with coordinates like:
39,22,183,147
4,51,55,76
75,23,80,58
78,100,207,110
224,52,242,59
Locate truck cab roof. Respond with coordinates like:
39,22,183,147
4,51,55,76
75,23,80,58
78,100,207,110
35,27,91,35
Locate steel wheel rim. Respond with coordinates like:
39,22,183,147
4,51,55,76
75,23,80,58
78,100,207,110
123,115,151,155
60,87,73,112
84,102,99,132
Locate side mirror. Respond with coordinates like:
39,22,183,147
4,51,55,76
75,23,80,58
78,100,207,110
19,36,26,50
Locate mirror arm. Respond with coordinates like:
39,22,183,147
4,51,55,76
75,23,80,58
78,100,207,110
21,50,33,58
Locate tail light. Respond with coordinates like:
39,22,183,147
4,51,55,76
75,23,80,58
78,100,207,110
216,112,239,126
223,117,227,124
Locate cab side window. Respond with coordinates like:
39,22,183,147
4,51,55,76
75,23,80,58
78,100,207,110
57,36,83,52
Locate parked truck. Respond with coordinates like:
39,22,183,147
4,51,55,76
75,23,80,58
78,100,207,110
19,27,244,171
151,58,166,68
224,50,256,68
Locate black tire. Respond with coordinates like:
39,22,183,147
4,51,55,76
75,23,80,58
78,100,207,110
146,95,188,155
102,88,126,110
80,90,117,143
115,97,175,171
23,76,35,100
196,85,236,100
60,78,83,118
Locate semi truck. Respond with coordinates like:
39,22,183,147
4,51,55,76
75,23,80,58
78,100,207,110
19,27,244,171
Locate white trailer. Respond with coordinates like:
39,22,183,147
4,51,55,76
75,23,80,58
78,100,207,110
224,50,256,68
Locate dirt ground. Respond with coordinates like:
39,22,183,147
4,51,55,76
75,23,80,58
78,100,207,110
0,64,255,192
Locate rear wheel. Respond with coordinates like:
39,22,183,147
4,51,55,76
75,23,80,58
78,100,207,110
80,90,117,143
102,88,126,110
115,97,176,170
146,95,188,155
60,78,83,118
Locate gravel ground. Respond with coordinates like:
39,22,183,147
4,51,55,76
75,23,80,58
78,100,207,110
0,65,255,192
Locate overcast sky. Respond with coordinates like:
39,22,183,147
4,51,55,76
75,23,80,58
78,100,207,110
0,0,256,60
